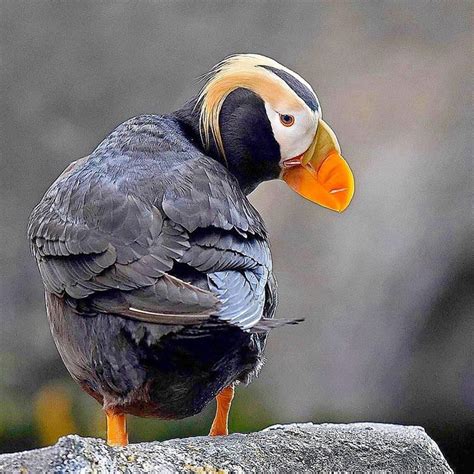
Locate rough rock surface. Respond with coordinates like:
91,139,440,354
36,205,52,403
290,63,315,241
0,423,452,473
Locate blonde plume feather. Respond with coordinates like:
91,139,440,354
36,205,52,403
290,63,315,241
197,54,304,161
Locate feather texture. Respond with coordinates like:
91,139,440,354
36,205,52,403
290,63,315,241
28,114,279,331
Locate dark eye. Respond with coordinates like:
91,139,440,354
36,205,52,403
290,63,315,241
279,114,295,127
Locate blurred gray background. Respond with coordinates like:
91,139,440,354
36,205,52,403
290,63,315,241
1,1,472,471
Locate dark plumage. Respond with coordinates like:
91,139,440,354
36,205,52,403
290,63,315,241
29,112,278,415
28,54,354,443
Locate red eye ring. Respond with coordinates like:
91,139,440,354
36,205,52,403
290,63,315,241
279,114,295,127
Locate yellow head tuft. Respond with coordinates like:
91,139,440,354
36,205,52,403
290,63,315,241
197,54,306,161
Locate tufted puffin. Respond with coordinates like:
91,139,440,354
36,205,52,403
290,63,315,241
28,54,354,446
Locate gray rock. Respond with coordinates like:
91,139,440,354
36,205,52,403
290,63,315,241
0,423,452,473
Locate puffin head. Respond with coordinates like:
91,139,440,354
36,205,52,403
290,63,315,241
196,53,354,212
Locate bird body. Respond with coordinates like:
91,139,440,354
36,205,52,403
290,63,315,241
28,54,354,444
30,113,274,417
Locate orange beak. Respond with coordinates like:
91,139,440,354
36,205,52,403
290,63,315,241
282,120,354,213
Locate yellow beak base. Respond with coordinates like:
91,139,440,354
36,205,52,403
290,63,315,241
282,120,355,213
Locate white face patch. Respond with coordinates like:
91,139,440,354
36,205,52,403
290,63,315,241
264,102,319,163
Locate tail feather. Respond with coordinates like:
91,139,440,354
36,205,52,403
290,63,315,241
250,317,304,333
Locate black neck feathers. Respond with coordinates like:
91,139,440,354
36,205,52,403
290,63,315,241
174,88,281,195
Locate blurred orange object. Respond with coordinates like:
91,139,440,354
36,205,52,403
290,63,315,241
34,384,77,446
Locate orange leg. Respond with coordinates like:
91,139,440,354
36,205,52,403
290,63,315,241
106,410,128,446
209,385,234,436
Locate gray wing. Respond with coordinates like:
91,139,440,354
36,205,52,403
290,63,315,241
178,228,272,330
28,157,219,325
162,156,266,237
29,152,280,331
162,157,280,330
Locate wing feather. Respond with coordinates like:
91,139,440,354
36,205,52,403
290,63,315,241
28,158,218,322
28,131,287,331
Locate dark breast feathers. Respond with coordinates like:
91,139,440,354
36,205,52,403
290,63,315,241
27,115,278,417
